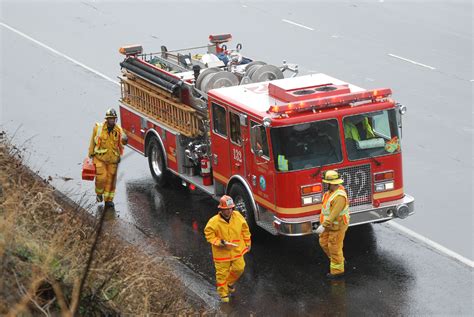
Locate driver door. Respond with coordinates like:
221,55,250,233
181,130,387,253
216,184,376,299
245,120,276,209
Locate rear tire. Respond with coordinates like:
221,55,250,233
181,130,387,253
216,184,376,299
147,137,169,187
229,183,257,232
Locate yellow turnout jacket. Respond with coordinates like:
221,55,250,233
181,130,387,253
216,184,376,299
204,211,251,262
88,121,125,164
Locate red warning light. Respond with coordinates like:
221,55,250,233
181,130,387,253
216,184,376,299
192,220,199,231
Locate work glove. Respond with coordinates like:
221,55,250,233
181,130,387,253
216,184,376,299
122,134,128,145
322,220,331,228
315,225,325,235
220,239,227,247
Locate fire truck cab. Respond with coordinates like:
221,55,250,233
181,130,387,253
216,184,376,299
118,35,414,236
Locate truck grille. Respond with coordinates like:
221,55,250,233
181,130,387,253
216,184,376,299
323,164,372,207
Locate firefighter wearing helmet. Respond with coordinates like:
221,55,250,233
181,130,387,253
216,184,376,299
315,170,350,279
88,108,128,208
204,195,251,303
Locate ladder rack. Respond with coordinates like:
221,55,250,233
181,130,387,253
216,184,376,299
119,73,204,138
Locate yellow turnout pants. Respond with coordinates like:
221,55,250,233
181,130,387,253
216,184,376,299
214,257,245,299
93,157,118,202
319,224,348,275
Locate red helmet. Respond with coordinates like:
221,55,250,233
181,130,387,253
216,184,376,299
218,195,235,209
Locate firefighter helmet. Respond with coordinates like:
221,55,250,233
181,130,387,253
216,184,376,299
218,195,235,209
322,170,344,185
105,108,118,118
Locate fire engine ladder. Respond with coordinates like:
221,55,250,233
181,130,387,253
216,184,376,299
119,73,204,138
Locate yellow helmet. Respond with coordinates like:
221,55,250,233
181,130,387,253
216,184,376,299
322,170,344,185
105,108,118,119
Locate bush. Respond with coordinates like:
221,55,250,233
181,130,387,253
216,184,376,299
0,135,203,316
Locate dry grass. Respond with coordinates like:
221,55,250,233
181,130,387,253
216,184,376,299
0,133,206,316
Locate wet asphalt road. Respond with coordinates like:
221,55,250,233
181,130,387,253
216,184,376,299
1,1,473,315
125,179,472,316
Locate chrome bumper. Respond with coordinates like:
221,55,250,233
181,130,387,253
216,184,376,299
272,194,415,236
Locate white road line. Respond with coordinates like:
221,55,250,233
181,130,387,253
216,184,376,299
388,222,474,268
282,19,314,31
0,21,120,86
3,20,473,269
388,53,436,70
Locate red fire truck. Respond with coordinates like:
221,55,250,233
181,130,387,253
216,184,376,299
118,34,414,235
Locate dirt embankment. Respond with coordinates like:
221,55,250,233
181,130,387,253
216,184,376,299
0,135,207,316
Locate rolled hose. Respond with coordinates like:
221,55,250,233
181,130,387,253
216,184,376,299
127,58,183,85
120,58,183,93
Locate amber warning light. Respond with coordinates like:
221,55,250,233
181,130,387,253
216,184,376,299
301,184,322,195
374,171,394,182
268,88,392,115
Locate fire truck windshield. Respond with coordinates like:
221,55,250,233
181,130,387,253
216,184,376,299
343,109,401,161
270,119,342,172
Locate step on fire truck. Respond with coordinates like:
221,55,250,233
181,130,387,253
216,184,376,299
118,34,414,235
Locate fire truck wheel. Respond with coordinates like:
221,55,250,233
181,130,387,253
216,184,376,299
147,137,168,186
229,184,257,231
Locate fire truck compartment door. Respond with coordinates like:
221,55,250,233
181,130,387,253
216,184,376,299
210,102,232,183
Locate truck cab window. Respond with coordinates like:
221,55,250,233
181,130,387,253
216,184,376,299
212,103,227,137
229,112,242,145
343,109,401,160
250,121,269,157
270,119,342,172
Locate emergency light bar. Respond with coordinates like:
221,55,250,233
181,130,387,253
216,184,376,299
119,45,143,56
268,88,392,115
209,34,232,44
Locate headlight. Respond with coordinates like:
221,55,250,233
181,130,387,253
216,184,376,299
302,196,313,205
374,181,394,192
301,193,322,206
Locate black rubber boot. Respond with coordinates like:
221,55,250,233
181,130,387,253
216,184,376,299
326,272,345,280
228,284,236,295
104,201,115,208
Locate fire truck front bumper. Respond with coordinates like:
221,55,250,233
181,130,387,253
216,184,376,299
273,194,415,236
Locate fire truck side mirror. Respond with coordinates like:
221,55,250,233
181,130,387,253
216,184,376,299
396,103,405,138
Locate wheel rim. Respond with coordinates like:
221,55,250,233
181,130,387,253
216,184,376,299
151,144,163,177
234,195,248,220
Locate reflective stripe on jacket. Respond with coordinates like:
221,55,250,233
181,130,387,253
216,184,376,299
204,211,251,262
88,121,124,164
320,186,350,226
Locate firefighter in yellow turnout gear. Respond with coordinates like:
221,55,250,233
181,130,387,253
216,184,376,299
204,195,251,303
315,170,350,279
88,108,127,208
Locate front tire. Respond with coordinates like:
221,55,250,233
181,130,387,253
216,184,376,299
147,137,169,187
229,183,257,232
